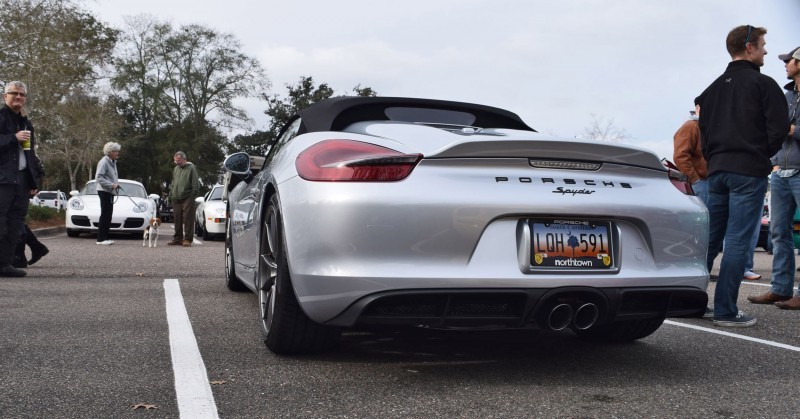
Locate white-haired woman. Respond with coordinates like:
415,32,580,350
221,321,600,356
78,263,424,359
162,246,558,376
95,142,121,245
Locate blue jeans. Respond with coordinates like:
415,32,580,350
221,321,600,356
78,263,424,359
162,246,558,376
745,204,764,272
768,172,800,297
692,178,709,206
706,172,768,318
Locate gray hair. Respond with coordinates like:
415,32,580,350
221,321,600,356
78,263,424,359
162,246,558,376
174,151,187,159
4,81,26,94
103,142,121,155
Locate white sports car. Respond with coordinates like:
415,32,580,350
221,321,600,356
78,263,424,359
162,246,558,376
66,179,160,238
224,96,709,355
194,184,226,240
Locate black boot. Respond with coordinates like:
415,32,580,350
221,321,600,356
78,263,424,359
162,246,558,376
12,256,27,269
28,243,49,265
0,265,26,277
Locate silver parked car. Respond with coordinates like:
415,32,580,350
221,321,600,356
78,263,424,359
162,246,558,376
223,96,709,354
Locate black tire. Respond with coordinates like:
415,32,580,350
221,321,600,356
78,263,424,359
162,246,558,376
66,228,79,238
224,217,248,292
258,194,340,355
573,317,665,342
200,214,210,241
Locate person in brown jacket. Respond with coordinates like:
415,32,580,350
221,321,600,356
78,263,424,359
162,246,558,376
676,101,767,285
673,100,708,204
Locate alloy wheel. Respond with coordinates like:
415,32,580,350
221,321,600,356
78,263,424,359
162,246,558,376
258,205,279,336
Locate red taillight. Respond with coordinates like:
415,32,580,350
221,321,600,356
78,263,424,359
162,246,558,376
661,159,694,195
296,140,423,182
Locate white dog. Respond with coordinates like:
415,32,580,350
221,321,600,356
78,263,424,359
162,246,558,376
142,217,162,247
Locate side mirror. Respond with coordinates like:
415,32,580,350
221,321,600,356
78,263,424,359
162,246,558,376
224,152,251,175
69,190,79,197
148,194,160,201
194,196,204,204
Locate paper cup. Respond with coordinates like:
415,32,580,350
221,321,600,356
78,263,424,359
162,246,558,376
21,130,30,150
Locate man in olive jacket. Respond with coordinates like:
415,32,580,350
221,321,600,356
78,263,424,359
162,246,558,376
168,151,200,247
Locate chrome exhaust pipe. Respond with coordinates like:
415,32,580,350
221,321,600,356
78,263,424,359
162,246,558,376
547,303,574,331
573,303,599,330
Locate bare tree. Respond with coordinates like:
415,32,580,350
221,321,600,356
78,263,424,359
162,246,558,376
583,113,628,143
49,93,124,190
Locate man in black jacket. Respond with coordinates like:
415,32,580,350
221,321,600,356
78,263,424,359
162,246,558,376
0,81,39,277
697,25,788,327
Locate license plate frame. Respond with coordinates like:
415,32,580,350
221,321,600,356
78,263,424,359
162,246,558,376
529,218,614,269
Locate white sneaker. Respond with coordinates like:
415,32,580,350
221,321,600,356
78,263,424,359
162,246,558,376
96,240,114,245
743,271,761,281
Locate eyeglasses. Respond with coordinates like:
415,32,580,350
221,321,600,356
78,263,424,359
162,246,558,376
5,91,26,97
744,25,753,46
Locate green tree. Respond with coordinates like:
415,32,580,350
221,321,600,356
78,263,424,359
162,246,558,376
110,16,172,137
111,16,269,192
231,76,377,156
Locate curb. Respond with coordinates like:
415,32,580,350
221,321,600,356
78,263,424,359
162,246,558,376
33,225,66,238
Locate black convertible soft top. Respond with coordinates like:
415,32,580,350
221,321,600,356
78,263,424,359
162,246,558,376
293,96,535,134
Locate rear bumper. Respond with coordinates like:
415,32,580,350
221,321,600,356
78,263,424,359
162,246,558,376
324,286,708,329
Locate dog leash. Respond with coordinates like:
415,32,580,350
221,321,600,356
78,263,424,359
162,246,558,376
115,186,155,211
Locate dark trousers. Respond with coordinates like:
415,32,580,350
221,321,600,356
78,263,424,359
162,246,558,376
15,224,43,259
97,190,114,242
0,170,30,266
173,197,195,242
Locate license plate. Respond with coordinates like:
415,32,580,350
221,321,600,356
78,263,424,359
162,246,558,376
530,219,613,269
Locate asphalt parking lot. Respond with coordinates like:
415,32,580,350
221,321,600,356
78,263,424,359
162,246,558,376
1,225,799,418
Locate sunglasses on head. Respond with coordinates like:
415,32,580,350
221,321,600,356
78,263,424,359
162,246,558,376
744,25,753,47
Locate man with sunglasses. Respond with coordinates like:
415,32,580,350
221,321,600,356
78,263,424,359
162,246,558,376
749,46,800,310
0,81,39,277
696,25,788,327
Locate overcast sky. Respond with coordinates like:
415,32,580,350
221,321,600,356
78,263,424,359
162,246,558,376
86,0,799,160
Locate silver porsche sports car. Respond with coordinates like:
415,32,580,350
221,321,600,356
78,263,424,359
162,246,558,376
224,97,709,354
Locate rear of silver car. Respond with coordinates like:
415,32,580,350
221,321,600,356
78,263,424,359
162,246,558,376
278,127,709,333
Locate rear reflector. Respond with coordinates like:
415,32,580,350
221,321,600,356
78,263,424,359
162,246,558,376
296,140,422,182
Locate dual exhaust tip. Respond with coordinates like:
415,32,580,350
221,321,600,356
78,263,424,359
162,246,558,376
545,302,599,331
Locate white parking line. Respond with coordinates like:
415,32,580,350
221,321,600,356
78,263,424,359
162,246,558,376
741,282,770,287
664,320,800,352
163,279,219,418
670,281,800,352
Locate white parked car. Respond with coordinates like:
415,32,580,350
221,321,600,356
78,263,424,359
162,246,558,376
37,190,68,211
194,184,226,240
66,179,160,238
